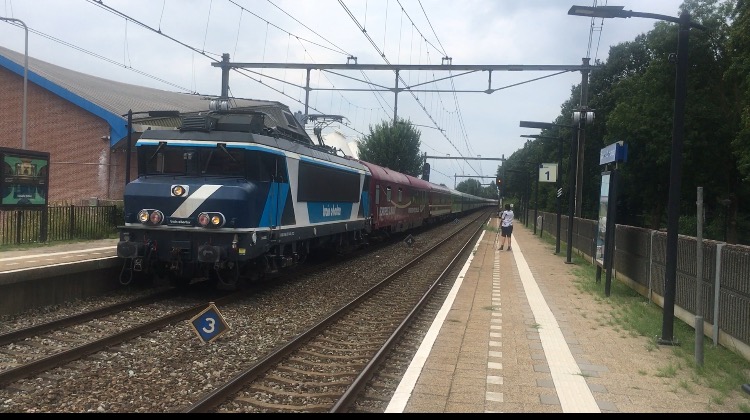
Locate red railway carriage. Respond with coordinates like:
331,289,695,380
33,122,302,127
426,182,454,222
358,161,430,234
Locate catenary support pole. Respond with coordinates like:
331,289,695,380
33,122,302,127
695,187,704,366
660,11,691,346
565,125,578,264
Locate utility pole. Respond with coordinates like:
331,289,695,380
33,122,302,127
576,57,590,217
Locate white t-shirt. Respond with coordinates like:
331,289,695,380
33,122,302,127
501,210,514,227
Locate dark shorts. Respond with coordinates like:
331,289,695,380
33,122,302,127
501,225,513,237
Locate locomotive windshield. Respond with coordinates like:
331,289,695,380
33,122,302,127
138,143,287,182
140,144,246,177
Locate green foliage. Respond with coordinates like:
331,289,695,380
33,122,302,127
357,118,423,177
456,178,498,199
511,0,750,244
726,0,750,182
0,206,118,247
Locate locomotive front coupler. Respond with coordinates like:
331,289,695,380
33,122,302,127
198,243,226,263
116,232,145,259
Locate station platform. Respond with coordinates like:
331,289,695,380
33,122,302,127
0,238,118,273
0,239,121,316
385,217,738,413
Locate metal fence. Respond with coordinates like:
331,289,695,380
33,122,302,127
536,210,750,362
0,205,119,245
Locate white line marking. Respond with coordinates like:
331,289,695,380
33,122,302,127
510,241,600,413
384,230,486,413
0,246,115,262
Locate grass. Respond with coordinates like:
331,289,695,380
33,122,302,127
510,223,750,411
534,228,750,412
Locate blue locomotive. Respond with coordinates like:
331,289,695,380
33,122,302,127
116,99,496,289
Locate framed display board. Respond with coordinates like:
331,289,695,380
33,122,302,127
595,171,612,267
0,147,50,208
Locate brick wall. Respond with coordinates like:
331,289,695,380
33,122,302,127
0,67,127,203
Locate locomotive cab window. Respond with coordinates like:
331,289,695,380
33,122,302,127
141,146,193,175
398,188,403,203
247,151,286,183
202,144,246,176
140,144,249,177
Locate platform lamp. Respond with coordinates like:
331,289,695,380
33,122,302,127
520,121,576,263
568,4,707,346
1,17,28,149
519,160,539,230
521,134,565,254
123,110,181,188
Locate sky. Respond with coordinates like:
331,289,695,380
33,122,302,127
0,0,685,188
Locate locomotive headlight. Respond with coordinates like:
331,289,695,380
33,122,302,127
149,210,164,224
171,185,188,197
137,209,164,225
138,210,149,223
197,212,225,228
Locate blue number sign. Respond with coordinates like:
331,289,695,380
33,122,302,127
189,303,230,343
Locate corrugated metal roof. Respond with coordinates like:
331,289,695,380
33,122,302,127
0,45,287,147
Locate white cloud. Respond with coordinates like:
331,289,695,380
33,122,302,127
1,0,685,187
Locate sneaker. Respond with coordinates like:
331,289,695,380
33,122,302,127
499,245,504,250
507,247,512,251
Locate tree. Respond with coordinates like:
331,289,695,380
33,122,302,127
727,0,750,181
356,118,423,176
505,0,750,244
456,178,484,197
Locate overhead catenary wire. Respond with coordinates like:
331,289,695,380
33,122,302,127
337,0,482,179
3,0,577,188
83,0,377,137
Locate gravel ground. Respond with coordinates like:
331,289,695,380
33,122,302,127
0,214,486,413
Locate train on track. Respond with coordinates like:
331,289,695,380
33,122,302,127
116,99,497,289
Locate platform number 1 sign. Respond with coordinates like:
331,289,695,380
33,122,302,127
538,163,558,183
189,302,230,343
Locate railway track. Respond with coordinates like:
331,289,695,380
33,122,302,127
0,286,238,387
0,210,492,412
0,251,362,388
184,211,491,413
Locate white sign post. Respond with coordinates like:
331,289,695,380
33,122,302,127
538,163,557,183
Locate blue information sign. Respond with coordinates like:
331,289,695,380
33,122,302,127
189,303,230,343
599,141,628,165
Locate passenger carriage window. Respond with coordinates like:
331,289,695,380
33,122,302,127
398,188,402,203
386,186,392,202
375,185,380,205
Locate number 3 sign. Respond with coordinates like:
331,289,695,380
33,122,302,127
189,302,231,343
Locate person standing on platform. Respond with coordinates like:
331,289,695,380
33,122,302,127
499,203,514,251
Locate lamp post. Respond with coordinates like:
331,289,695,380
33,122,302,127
520,160,540,231
520,121,576,262
568,5,706,344
122,110,181,188
1,17,28,149
522,134,565,254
